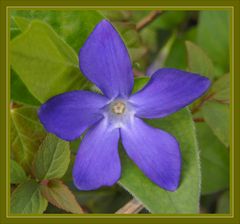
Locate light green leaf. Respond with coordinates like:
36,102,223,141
11,179,48,214
185,41,215,79
216,191,230,213
211,74,230,101
11,159,28,184
195,122,229,194
197,11,229,75
119,108,200,213
34,134,70,180
202,101,229,147
13,16,30,32
11,106,46,172
11,11,104,52
11,20,89,103
132,76,150,93
40,179,83,214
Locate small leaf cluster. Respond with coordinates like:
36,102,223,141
11,132,83,214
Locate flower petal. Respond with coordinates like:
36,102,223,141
130,68,211,118
79,19,134,99
38,91,108,141
121,117,181,191
73,119,121,190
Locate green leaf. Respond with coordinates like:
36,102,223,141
197,11,229,74
11,179,48,214
11,69,40,106
211,74,230,102
11,20,89,103
11,159,28,184
11,10,104,52
132,76,150,93
185,41,215,79
195,122,229,194
34,134,70,180
11,106,46,172
119,108,200,213
202,101,229,147
216,191,230,213
40,179,83,214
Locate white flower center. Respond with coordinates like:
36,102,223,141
103,99,135,129
111,101,126,115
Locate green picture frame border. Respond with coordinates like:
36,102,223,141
0,0,239,223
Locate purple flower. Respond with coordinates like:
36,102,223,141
38,20,210,191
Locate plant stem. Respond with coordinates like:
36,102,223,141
193,117,205,122
136,10,162,31
191,93,214,114
115,198,144,214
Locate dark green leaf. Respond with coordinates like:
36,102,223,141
196,122,229,194
132,76,150,93
164,28,197,70
11,179,48,214
34,134,70,180
202,101,229,147
164,38,187,69
11,106,46,172
40,179,83,214
11,20,89,103
119,108,201,213
11,69,40,106
11,159,28,184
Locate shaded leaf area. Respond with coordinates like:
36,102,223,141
11,180,48,214
11,69,40,106
196,123,229,194
60,154,132,213
216,191,230,213
40,179,83,214
119,108,200,213
34,134,70,180
11,106,46,172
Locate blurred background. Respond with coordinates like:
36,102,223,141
10,10,230,214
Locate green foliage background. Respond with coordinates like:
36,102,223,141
10,10,230,214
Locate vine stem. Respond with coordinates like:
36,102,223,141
191,93,214,114
115,198,144,214
136,10,162,31
193,117,205,122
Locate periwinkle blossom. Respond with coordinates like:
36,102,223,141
39,20,210,191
